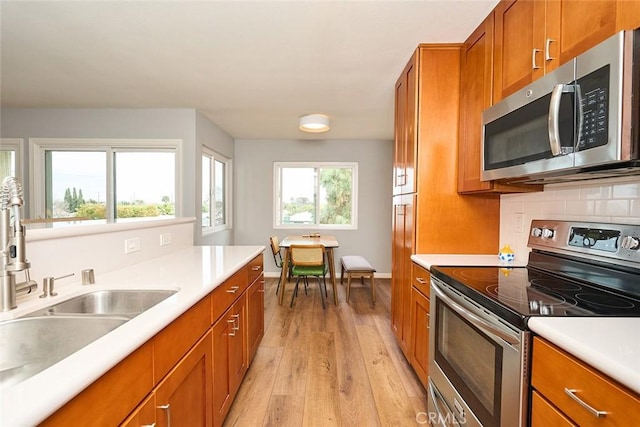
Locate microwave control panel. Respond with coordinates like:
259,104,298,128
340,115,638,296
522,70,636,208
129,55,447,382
577,65,609,150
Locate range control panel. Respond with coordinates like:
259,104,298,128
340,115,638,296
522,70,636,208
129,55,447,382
528,220,640,265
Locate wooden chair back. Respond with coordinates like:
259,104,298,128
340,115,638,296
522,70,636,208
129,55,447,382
289,244,325,267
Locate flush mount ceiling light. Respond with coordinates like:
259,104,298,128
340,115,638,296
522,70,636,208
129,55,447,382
299,114,330,133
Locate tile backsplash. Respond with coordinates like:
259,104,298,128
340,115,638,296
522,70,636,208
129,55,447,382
500,177,640,260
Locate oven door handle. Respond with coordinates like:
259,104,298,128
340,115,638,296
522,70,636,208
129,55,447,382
428,381,456,427
432,281,519,345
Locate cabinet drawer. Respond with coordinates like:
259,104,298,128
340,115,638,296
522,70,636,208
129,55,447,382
532,337,640,427
411,262,430,298
42,342,153,427
531,390,576,427
212,267,249,322
154,295,212,383
247,253,263,285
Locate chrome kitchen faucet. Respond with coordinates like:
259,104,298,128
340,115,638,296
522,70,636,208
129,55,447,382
0,177,37,311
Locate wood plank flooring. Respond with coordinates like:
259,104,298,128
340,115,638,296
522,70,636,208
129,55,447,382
223,276,427,426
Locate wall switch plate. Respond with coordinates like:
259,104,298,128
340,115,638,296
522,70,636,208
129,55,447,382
514,213,525,233
160,232,172,246
125,237,141,254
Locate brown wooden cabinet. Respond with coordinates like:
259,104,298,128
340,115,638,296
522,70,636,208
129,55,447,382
246,273,265,364
393,51,417,196
391,194,414,357
155,331,213,427
493,0,640,102
212,295,247,427
120,393,156,427
391,45,500,374
409,263,430,388
531,336,640,427
458,13,542,195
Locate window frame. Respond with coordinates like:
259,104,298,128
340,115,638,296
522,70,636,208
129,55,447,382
201,147,232,234
29,138,183,222
273,161,358,230
0,138,24,184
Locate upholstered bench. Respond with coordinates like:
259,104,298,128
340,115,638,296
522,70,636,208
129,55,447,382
340,255,376,303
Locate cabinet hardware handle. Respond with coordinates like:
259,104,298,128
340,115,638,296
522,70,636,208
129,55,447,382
227,319,237,336
158,404,172,427
532,48,542,69
251,266,261,271
231,313,240,330
142,424,156,427
564,388,607,418
545,38,556,61
226,286,240,293
416,277,427,284
426,313,430,329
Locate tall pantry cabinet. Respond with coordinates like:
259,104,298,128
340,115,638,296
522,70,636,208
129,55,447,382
391,45,501,373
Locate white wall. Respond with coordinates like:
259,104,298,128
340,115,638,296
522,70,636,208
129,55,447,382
500,177,640,259
233,138,393,277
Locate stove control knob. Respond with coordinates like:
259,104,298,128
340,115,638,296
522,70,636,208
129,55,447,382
542,228,555,239
621,236,640,250
531,227,543,237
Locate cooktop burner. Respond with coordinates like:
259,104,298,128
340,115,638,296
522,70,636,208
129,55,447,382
430,265,640,328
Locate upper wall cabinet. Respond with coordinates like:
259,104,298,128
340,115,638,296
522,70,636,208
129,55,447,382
458,13,541,194
393,52,417,196
493,0,640,102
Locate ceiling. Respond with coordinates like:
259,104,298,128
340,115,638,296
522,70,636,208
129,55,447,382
0,0,499,141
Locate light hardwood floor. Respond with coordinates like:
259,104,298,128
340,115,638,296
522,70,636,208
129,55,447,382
223,276,428,427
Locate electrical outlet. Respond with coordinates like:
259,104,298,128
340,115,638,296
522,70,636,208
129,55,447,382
514,213,525,233
125,237,141,254
160,232,172,246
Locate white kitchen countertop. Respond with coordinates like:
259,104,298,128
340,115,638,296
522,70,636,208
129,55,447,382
528,317,640,394
0,245,264,427
411,253,528,269
412,253,640,396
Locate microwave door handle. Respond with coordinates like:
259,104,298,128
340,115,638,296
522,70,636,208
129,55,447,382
575,84,583,151
548,84,565,156
432,281,519,345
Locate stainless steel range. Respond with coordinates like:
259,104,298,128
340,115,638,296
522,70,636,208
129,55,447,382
427,220,640,427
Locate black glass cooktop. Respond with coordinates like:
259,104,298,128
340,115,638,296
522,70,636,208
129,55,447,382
430,264,640,329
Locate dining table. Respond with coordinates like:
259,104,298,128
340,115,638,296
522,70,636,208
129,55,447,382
277,235,339,306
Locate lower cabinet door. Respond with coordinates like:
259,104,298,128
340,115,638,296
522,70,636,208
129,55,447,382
155,331,213,427
212,297,248,427
530,391,576,427
246,275,265,364
120,393,156,427
409,287,430,387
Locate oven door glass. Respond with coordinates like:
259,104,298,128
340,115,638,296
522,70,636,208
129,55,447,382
434,298,503,426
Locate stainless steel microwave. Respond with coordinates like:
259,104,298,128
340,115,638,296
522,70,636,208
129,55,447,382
482,29,639,183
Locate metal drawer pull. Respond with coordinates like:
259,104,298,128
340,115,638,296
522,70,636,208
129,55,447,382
564,388,607,417
142,424,156,427
158,404,172,427
226,286,240,293
251,265,261,271
415,277,428,284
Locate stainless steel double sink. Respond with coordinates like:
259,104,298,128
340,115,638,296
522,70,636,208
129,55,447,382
0,289,177,390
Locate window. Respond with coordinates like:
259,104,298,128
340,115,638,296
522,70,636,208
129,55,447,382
274,162,358,229
202,148,231,233
30,138,181,225
0,138,22,184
